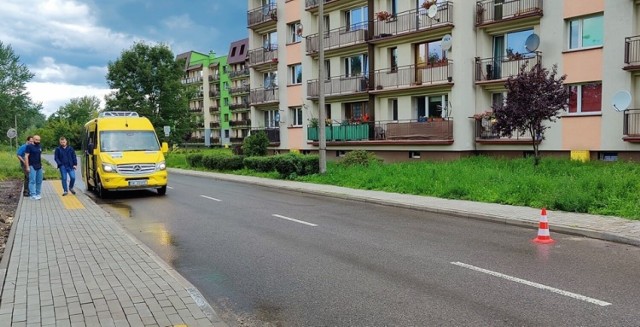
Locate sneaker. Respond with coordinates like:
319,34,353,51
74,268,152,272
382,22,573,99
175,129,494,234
70,189,76,195
30,196,38,200
62,192,68,196
35,195,42,200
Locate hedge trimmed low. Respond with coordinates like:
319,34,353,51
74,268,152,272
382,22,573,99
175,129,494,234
202,154,245,171
186,153,204,167
244,156,278,172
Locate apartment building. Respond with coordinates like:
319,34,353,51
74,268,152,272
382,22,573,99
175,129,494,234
246,0,640,161
227,39,253,144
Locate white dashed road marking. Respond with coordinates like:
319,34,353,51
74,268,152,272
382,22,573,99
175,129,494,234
272,214,318,227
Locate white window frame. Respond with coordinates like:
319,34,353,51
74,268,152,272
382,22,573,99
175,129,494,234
567,82,602,115
290,107,303,126
567,14,603,50
344,54,369,77
264,109,279,127
288,64,302,85
345,6,368,31
288,22,302,44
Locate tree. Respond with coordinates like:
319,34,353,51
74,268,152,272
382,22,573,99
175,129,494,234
492,63,569,165
49,95,100,125
105,42,194,145
242,131,269,157
0,41,45,144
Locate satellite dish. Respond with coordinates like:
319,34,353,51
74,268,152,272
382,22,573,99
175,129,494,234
525,33,540,52
612,90,632,112
441,34,452,51
274,111,280,123
296,23,303,37
427,5,438,19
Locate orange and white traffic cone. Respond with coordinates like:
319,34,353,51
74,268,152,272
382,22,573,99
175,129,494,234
533,208,555,244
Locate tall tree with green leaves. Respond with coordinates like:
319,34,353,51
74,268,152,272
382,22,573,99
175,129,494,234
492,63,569,165
105,42,194,145
44,95,101,148
0,41,45,143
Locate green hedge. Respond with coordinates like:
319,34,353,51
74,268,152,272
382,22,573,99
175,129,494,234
186,153,204,167
274,154,319,179
244,156,278,172
201,154,245,171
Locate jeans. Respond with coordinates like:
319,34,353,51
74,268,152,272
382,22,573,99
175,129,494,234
20,162,29,194
28,166,43,197
59,166,76,192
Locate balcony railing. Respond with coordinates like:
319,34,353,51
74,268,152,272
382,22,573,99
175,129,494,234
189,107,203,113
250,87,279,105
248,45,278,67
208,74,219,82
307,75,369,98
230,119,252,127
248,3,277,28
476,0,543,26
305,0,338,10
230,103,249,110
624,36,640,67
229,68,250,79
475,52,541,82
209,89,220,98
624,109,640,138
307,124,369,141
308,119,454,142
306,23,368,54
252,128,281,143
474,119,533,142
373,61,452,91
209,106,219,113
182,76,203,84
229,85,250,95
372,2,453,40
210,122,220,129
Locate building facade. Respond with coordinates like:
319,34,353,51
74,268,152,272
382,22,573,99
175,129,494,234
246,0,640,161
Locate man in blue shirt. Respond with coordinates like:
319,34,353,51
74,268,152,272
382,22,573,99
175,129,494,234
54,136,78,196
16,135,33,197
25,135,43,200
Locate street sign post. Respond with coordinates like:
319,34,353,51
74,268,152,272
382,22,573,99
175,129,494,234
163,126,171,137
6,128,17,149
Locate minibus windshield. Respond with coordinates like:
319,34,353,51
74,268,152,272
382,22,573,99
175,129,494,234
100,131,160,152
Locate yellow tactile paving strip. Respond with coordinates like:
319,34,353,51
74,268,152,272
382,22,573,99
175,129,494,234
50,180,85,209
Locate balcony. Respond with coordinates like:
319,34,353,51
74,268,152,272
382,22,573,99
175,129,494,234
250,87,279,105
208,74,219,82
624,36,640,71
189,107,203,113
623,109,640,142
307,124,369,141
476,0,543,27
304,0,340,12
229,85,250,95
371,61,453,93
209,106,219,113
307,119,454,144
474,119,534,144
181,76,203,85
230,119,252,128
475,52,541,85
209,89,221,98
229,68,250,79
306,23,368,55
307,75,369,99
210,122,220,129
252,128,281,144
372,2,454,42
230,103,250,111
248,46,278,70
248,3,277,29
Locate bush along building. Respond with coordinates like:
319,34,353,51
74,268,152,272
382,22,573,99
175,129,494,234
245,0,640,162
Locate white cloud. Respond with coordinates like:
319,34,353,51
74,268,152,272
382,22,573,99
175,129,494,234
30,57,108,85
26,82,112,117
163,14,195,30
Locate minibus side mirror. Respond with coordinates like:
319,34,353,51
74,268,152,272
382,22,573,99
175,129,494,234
161,142,169,154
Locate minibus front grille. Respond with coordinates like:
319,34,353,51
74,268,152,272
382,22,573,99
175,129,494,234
117,164,157,175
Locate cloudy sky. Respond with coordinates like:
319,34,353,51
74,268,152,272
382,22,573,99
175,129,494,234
0,0,248,117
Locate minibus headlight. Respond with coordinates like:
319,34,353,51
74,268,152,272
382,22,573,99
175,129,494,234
157,161,166,171
102,163,117,172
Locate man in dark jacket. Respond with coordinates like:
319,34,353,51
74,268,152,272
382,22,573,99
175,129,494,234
54,136,78,196
25,135,43,200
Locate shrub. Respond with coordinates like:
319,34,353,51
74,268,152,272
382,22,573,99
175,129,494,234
244,156,278,172
339,150,382,167
186,153,204,167
300,155,320,175
242,131,269,157
202,154,245,171
274,154,301,179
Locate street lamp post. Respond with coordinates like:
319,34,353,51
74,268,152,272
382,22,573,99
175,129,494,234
318,0,327,173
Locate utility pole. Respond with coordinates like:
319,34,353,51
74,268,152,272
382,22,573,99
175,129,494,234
318,0,327,173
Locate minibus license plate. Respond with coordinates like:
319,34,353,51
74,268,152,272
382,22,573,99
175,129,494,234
129,180,147,186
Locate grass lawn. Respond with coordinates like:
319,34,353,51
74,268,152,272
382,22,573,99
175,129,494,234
0,149,59,181
167,150,640,220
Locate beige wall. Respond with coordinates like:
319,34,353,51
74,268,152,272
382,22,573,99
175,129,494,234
562,116,601,150
285,42,302,65
564,0,604,18
284,0,302,23
287,127,304,150
563,49,603,84
286,85,303,106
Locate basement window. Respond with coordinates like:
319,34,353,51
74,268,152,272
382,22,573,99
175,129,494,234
409,151,421,159
599,152,618,162
336,150,346,157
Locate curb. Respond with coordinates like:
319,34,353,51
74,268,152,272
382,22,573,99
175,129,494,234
0,185,25,303
169,168,640,248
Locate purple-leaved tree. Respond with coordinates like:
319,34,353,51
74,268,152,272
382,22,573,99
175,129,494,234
492,63,569,165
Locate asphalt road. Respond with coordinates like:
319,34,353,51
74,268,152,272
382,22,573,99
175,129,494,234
65,170,640,327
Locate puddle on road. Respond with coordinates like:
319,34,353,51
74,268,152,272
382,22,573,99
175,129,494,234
108,202,133,218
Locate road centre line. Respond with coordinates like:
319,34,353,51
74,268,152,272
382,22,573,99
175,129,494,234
272,214,318,227
200,195,222,202
451,262,611,307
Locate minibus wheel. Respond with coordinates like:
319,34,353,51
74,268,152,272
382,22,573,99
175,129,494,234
96,175,107,198
157,186,167,196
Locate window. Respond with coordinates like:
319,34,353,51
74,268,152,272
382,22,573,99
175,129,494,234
224,129,230,138
390,99,398,121
324,60,331,80
240,44,245,55
224,114,229,122
290,107,303,126
344,54,368,77
336,150,346,157
262,31,278,50
346,6,368,30
493,29,535,59
416,40,446,66
325,104,331,120
264,71,278,88
223,81,229,90
390,47,398,72
224,98,229,106
288,22,302,43
231,47,237,56
414,95,447,118
223,66,227,73
492,92,505,107
289,64,302,85
409,151,421,159
569,15,603,50
345,102,367,120
264,109,279,127
568,82,602,113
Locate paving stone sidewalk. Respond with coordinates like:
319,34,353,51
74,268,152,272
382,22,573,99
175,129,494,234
171,168,640,247
0,181,226,327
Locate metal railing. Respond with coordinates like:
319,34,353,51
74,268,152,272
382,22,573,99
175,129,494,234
373,2,453,40
181,76,203,84
305,0,338,10
373,61,452,90
307,75,369,98
475,52,541,81
248,3,277,27
229,85,250,95
250,87,279,105
624,36,640,66
307,119,454,141
209,89,220,98
248,45,278,66
624,109,640,136
306,22,368,54
474,119,532,141
229,103,249,110
209,106,219,113
229,68,250,79
476,0,543,25
251,128,281,143
189,107,203,113
230,119,252,127
208,74,219,82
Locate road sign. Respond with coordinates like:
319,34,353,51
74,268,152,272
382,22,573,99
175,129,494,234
163,126,171,137
6,128,17,139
